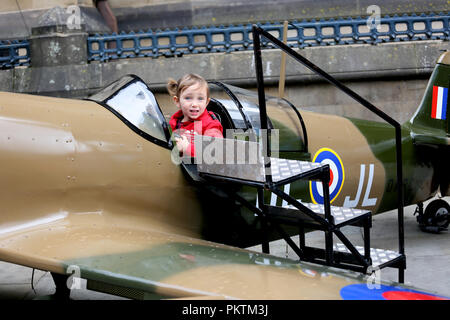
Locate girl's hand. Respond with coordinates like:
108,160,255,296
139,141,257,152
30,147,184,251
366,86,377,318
175,135,190,154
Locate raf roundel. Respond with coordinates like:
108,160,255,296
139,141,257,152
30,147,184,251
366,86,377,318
309,148,345,204
340,284,449,300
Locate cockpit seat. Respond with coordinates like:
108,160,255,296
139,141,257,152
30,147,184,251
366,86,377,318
207,99,234,131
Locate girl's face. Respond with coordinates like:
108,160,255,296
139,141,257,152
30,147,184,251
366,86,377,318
174,82,210,122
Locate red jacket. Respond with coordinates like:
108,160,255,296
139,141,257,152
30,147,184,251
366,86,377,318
169,109,223,157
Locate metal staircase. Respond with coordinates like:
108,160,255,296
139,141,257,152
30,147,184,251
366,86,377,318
265,157,405,276
196,25,407,282
197,149,405,281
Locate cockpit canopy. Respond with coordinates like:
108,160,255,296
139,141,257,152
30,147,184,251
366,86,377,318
88,75,307,155
89,75,171,148
208,82,307,154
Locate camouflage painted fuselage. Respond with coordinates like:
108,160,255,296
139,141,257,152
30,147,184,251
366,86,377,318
0,52,448,300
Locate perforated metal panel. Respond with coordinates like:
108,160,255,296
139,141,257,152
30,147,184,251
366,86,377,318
282,201,370,225
334,243,401,268
270,158,322,182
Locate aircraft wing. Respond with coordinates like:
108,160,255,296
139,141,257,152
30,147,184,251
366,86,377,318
0,212,447,300
0,87,448,300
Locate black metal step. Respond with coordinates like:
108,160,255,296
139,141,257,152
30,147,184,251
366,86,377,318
269,157,326,185
333,243,403,269
302,244,404,272
268,201,371,227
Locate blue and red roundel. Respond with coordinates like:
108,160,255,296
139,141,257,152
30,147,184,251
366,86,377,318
340,284,449,300
309,148,345,204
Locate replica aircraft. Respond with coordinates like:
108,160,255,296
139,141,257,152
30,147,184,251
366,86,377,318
0,26,448,300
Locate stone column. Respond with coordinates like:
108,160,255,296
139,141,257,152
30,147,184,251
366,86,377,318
29,6,88,68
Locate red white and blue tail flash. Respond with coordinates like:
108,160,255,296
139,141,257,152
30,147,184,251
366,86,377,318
431,85,448,120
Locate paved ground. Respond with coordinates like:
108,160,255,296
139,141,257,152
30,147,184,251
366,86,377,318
0,263,126,300
250,196,450,297
0,196,448,299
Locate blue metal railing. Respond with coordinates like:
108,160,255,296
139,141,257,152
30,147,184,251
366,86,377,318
0,40,30,69
87,13,449,62
1,12,449,68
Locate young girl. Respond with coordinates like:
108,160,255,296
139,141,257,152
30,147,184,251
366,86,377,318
167,74,223,157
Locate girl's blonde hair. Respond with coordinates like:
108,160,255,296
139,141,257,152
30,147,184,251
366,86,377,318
167,73,210,98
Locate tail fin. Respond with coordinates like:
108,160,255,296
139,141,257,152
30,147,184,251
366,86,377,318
409,52,450,197
409,51,449,135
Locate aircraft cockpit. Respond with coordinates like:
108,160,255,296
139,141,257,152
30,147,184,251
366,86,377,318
207,81,308,158
88,75,309,160
207,82,266,131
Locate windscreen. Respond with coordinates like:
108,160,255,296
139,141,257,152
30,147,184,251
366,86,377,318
89,76,169,146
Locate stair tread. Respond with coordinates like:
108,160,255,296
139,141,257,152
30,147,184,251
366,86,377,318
198,155,324,185
279,201,370,225
334,243,402,267
269,157,324,182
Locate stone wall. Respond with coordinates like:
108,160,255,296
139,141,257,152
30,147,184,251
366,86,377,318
0,4,448,124
1,0,448,38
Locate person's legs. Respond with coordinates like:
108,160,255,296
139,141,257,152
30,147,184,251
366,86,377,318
95,0,118,49
96,0,118,33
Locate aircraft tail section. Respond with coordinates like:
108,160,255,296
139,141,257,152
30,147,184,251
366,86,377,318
409,51,450,138
408,51,450,196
